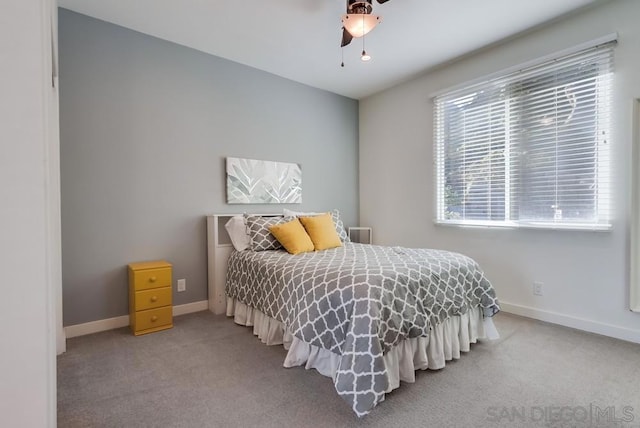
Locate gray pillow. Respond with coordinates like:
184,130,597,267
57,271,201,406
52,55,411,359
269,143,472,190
330,209,350,243
244,215,292,251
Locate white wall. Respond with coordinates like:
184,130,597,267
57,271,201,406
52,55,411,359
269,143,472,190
633,100,640,313
51,0,65,356
360,0,640,343
0,0,58,426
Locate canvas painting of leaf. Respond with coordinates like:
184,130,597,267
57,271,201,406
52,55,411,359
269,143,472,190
226,157,302,204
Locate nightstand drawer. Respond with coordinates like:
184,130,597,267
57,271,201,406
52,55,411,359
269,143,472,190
135,287,172,311
134,306,172,332
133,268,171,291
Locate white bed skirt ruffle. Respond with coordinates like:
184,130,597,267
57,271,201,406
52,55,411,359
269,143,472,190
226,297,498,393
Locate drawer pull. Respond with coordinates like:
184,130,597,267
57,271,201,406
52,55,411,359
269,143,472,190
149,276,157,283
150,296,158,302
151,315,158,322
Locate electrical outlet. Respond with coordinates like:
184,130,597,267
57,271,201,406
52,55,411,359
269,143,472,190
533,281,544,296
177,279,186,292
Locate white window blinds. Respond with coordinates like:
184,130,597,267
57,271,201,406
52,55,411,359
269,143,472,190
434,42,615,230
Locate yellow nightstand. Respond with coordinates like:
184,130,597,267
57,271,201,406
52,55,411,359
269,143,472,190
128,260,173,336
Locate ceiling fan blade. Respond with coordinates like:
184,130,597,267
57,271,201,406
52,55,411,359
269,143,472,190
341,28,353,47
376,0,391,3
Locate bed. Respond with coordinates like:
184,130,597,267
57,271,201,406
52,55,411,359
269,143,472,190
206,213,500,416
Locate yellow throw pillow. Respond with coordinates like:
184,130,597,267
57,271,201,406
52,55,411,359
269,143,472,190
299,213,343,251
269,219,315,255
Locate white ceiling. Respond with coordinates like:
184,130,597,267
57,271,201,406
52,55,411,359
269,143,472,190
58,0,601,99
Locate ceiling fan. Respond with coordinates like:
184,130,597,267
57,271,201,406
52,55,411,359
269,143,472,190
340,0,391,48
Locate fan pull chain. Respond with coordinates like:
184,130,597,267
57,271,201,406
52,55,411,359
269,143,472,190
362,14,366,54
361,14,370,62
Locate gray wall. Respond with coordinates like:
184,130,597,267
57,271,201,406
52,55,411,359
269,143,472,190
359,0,640,341
59,9,359,326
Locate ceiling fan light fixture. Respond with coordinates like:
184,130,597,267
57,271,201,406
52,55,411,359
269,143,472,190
341,14,382,38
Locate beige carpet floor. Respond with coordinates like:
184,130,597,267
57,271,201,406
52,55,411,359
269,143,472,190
57,311,640,427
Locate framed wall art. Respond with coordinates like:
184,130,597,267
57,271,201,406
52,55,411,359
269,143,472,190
226,157,302,204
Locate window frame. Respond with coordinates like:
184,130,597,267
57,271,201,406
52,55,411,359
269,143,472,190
433,38,616,232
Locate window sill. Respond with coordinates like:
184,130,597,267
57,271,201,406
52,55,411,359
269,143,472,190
434,219,612,232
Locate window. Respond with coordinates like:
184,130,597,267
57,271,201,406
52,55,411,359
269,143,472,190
434,42,614,230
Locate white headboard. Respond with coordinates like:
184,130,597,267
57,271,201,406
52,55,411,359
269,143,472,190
206,213,280,314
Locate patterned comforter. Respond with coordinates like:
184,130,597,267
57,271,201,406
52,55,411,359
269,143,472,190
226,243,499,416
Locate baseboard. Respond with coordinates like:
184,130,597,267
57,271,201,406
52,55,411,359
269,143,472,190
172,300,209,316
64,315,129,339
64,300,209,339
499,301,640,344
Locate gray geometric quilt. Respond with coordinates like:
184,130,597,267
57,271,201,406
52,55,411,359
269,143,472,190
226,243,499,416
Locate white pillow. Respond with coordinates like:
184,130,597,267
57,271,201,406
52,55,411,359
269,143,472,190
283,209,321,217
224,215,250,252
